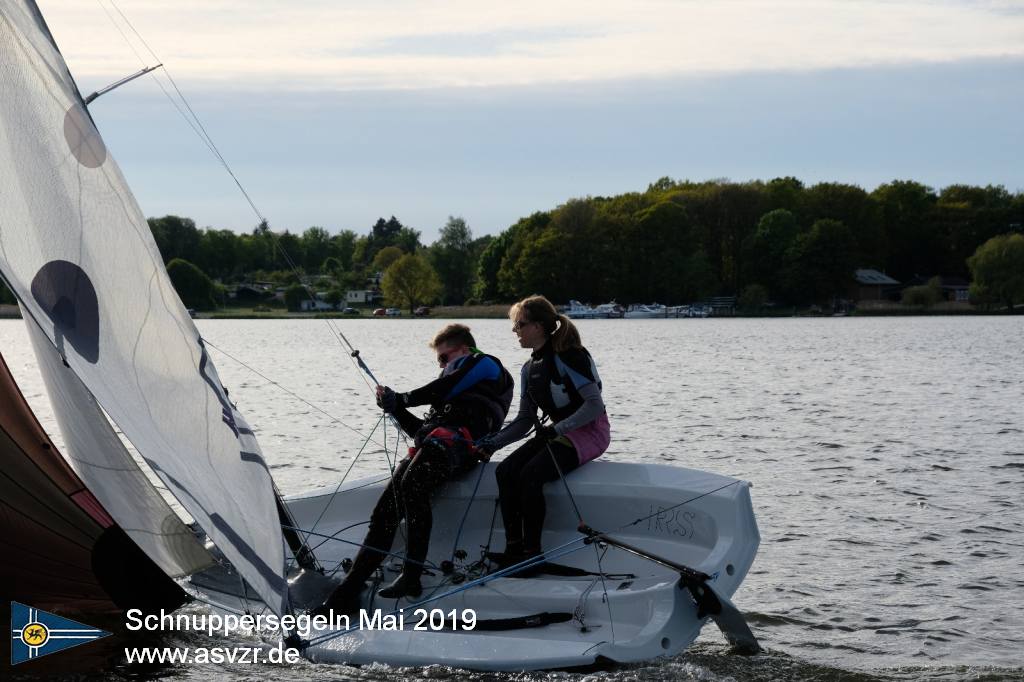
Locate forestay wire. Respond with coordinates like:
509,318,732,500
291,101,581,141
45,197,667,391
90,3,431,606
94,0,384,400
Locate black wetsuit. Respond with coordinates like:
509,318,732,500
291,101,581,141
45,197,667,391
491,341,604,553
345,353,513,585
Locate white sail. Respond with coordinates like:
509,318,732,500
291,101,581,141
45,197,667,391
0,1,289,615
26,315,215,578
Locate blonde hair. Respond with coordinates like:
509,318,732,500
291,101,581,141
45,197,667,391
509,294,582,352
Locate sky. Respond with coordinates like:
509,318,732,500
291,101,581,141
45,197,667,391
38,0,1024,242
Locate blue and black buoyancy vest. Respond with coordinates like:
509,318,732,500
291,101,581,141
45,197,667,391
526,342,602,423
416,353,514,438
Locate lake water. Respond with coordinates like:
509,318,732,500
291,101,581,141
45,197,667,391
2,316,1022,681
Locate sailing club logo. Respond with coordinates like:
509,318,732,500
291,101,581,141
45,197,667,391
10,602,109,665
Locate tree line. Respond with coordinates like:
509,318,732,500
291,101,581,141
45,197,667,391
147,214,492,311
475,177,1024,308
2,177,1022,311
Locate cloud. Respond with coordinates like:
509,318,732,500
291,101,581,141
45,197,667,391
43,0,1024,91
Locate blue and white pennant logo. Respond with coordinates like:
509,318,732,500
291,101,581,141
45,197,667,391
10,602,109,665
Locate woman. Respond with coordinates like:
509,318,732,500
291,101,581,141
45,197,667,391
477,295,610,567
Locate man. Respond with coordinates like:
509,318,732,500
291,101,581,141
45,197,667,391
314,324,513,615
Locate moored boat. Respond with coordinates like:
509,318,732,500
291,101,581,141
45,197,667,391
565,300,600,319
624,303,668,318
594,301,625,318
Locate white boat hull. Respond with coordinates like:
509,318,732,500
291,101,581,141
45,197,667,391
190,461,759,671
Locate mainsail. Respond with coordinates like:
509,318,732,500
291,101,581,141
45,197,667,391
0,0,289,615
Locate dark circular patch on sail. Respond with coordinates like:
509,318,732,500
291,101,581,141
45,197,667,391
63,104,106,168
31,260,100,363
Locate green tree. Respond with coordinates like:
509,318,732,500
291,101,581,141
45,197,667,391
764,176,804,213
394,226,422,254
680,249,719,301
284,283,307,312
431,216,475,305
626,200,692,302
149,215,200,264
474,230,513,301
329,230,358,271
196,228,240,279
739,283,769,312
496,212,553,299
967,233,1024,311
382,254,442,313
745,208,799,300
273,230,304,272
901,277,942,307
238,222,275,272
322,256,343,277
325,288,344,308
364,216,417,264
937,184,1016,275
802,182,880,267
788,218,857,306
166,258,217,310
301,226,331,271
372,246,405,273
871,180,938,280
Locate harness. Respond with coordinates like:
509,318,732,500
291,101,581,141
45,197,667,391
408,426,476,458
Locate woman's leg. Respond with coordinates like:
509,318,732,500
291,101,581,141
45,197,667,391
494,438,546,552
516,439,579,553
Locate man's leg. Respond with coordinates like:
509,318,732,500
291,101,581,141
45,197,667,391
314,457,410,613
378,443,454,598
494,438,545,554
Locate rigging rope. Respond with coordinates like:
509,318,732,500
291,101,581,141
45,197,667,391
202,338,385,448
281,525,440,573
301,413,385,549
620,479,742,530
448,459,488,565
96,0,387,406
538,427,615,642
305,536,590,648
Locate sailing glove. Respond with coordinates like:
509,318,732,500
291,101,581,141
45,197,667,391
536,424,558,441
377,386,398,413
474,435,496,462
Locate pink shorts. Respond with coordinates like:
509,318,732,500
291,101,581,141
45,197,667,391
564,411,611,465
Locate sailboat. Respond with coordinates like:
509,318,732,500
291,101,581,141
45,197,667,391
0,0,761,671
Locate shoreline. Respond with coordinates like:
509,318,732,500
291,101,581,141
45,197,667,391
1,303,1015,320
